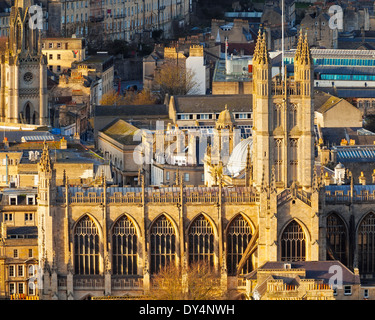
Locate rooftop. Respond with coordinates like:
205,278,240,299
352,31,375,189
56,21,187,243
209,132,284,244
246,261,360,285
100,119,140,145
172,94,253,113
213,59,252,83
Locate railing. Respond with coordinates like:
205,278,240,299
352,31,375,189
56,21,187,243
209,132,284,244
59,190,260,205
70,193,104,204
111,276,143,289
108,195,142,204
271,81,301,96
223,193,260,203
73,277,104,290
277,188,311,207
325,191,375,204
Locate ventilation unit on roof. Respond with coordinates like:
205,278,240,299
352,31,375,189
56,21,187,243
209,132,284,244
284,263,291,270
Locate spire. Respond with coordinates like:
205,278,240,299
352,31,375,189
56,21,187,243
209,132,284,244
300,32,312,65
253,28,262,61
39,141,53,173
15,0,33,8
253,31,270,65
295,29,304,63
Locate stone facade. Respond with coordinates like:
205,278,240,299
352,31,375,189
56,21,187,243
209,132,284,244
0,0,48,125
3,30,375,301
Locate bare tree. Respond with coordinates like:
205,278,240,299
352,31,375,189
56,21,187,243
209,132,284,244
152,59,199,101
147,261,226,300
100,89,156,106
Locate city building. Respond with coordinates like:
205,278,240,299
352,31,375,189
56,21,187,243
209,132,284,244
72,54,114,96
42,37,86,75
246,261,360,300
59,0,191,42
143,45,209,95
0,0,48,125
1,31,374,301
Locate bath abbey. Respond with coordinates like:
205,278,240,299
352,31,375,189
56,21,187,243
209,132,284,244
1,0,375,301
0,31,369,301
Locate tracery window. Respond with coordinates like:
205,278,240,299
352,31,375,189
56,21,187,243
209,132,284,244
281,220,306,261
74,216,100,275
150,215,176,274
358,212,375,274
112,216,137,275
188,215,215,267
274,138,283,182
290,138,298,183
289,103,297,129
274,104,282,128
326,213,347,265
226,215,252,275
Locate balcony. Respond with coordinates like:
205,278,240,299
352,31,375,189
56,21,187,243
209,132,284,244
89,15,104,23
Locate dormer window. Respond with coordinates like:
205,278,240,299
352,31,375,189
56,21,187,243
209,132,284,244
26,195,35,205
9,196,17,205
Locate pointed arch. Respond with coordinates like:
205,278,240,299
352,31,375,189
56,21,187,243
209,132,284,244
280,219,306,262
149,214,177,274
226,213,253,275
111,214,138,275
111,213,142,238
73,214,101,275
25,102,31,124
326,212,348,266
357,211,375,275
188,214,215,267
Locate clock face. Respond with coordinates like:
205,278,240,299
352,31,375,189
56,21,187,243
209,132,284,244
23,72,33,83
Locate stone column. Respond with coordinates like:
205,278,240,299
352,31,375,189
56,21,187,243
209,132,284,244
66,271,74,300
104,271,111,296
51,270,58,300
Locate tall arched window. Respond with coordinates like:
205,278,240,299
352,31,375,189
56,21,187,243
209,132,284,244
358,212,375,274
289,103,297,130
112,215,137,275
274,104,282,128
281,220,306,261
188,214,214,267
326,213,347,265
150,215,176,274
74,216,100,275
274,138,283,182
226,215,252,275
289,138,298,184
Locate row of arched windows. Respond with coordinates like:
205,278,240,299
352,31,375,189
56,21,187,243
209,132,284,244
327,212,375,275
73,212,375,277
73,213,312,276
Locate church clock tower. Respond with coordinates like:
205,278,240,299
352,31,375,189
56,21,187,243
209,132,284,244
0,0,48,125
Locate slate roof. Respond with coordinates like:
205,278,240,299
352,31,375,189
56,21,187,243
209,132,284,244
100,118,140,145
172,95,253,113
94,104,168,117
320,127,369,147
0,131,54,143
171,92,343,114
246,261,360,286
7,226,38,238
